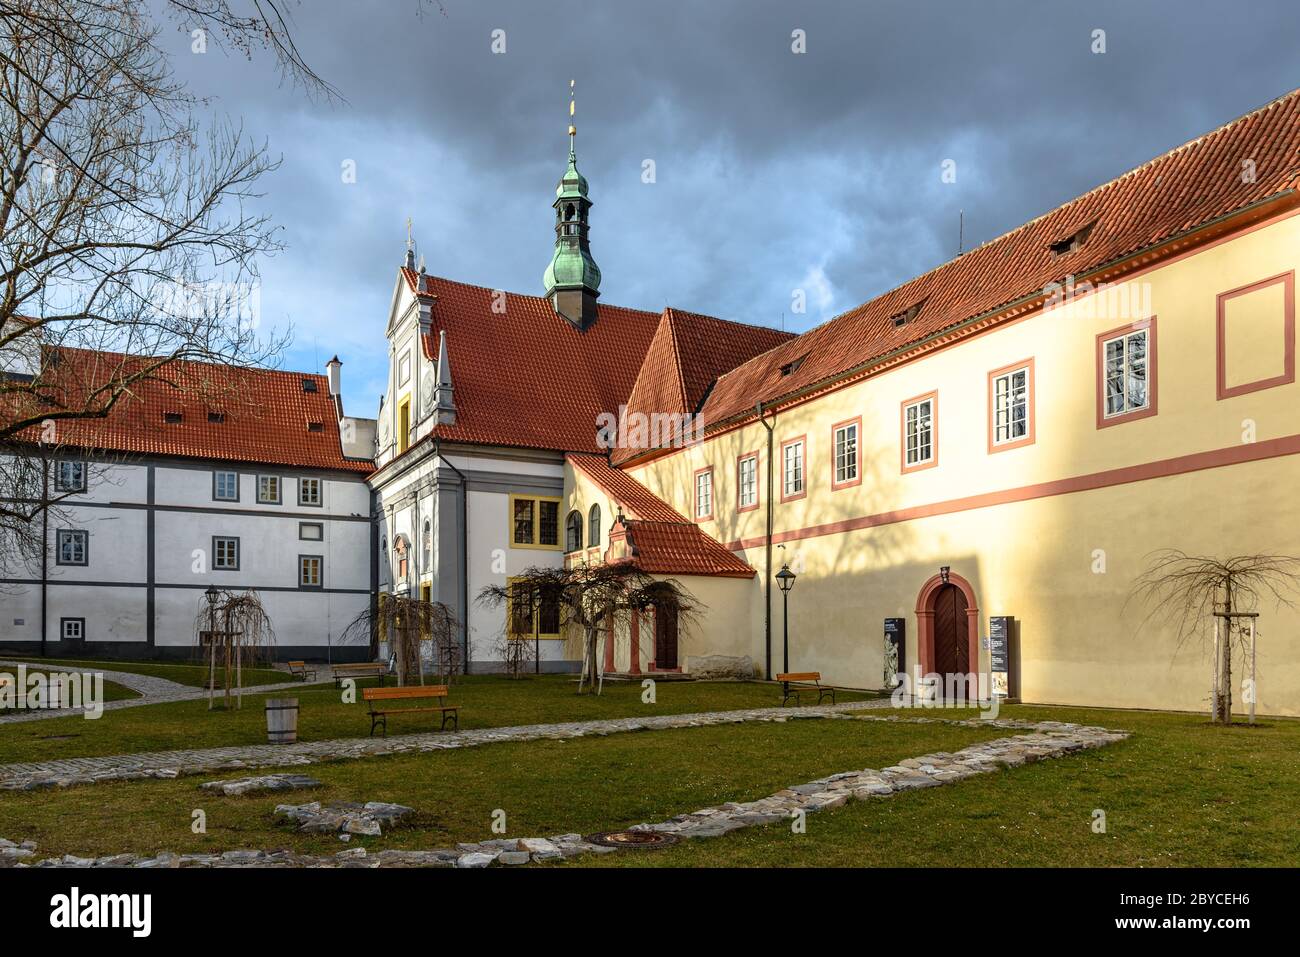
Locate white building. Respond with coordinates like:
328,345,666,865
366,138,785,672
1,349,376,660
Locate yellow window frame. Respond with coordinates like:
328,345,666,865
508,494,563,550
397,396,411,453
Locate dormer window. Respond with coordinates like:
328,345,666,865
890,298,927,329
301,378,318,393
163,411,182,424
780,356,807,377
307,421,324,432
1049,220,1096,257
207,411,225,424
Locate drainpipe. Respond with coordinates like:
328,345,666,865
756,401,775,680
434,438,471,675
39,453,49,658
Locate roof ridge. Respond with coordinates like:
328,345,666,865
401,267,663,320
664,304,793,339
52,345,322,381
722,87,1300,366
708,86,1300,394
663,310,691,413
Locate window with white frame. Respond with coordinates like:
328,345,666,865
213,470,238,502
904,397,934,467
257,474,281,504
833,422,859,485
213,536,240,570
738,454,758,508
299,476,321,506
299,522,323,541
992,367,1030,444
782,440,805,497
299,555,323,588
1102,328,1149,417
55,461,86,493
694,469,714,519
56,529,87,565
61,618,85,642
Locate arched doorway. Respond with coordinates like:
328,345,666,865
915,570,980,699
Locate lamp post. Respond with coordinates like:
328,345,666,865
204,585,220,710
775,562,797,674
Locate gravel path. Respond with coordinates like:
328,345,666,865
0,658,331,725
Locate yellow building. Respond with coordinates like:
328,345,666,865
562,89,1300,716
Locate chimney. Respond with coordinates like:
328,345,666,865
325,355,342,397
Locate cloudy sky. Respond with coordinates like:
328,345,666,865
164,0,1300,417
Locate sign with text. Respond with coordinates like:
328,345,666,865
884,618,906,689
989,615,1014,697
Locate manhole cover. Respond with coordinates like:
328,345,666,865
585,829,679,849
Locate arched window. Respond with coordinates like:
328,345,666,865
565,203,576,221
565,510,583,553
422,520,431,568
588,504,601,548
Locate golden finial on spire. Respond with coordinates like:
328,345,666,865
568,79,576,139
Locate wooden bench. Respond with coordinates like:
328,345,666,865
331,662,389,687
776,672,835,707
287,660,317,681
363,685,459,737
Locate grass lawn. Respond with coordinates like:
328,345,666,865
0,666,139,706
0,675,875,765
584,704,1300,868
0,716,1000,858
3,655,286,689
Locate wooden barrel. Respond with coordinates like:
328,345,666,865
265,698,299,744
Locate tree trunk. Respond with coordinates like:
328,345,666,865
1217,576,1234,725
579,623,600,695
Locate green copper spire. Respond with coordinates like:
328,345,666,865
544,81,601,327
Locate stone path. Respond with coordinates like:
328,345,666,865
0,659,192,698
1,715,1129,868
0,658,332,725
0,698,896,790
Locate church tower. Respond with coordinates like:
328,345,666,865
543,81,601,328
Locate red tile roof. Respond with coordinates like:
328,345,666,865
403,271,788,457
611,308,792,465
407,270,662,453
620,520,755,578
11,347,372,473
569,452,687,522
570,453,753,578
697,87,1300,434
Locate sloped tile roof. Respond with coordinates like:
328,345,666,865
405,271,788,456
698,87,1300,432
570,453,753,577
569,452,688,522
11,347,372,473
611,307,793,465
621,520,755,578
408,270,661,453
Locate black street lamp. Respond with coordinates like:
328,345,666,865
775,562,797,674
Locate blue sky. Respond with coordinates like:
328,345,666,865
163,0,1300,418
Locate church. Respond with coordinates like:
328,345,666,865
7,87,1300,716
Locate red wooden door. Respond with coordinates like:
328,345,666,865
654,606,679,669
932,584,968,687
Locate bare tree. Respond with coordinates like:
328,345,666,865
0,1,300,563
479,561,699,695
340,593,461,687
1131,550,1300,724
191,586,276,709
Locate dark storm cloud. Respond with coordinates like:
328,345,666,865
162,0,1300,414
